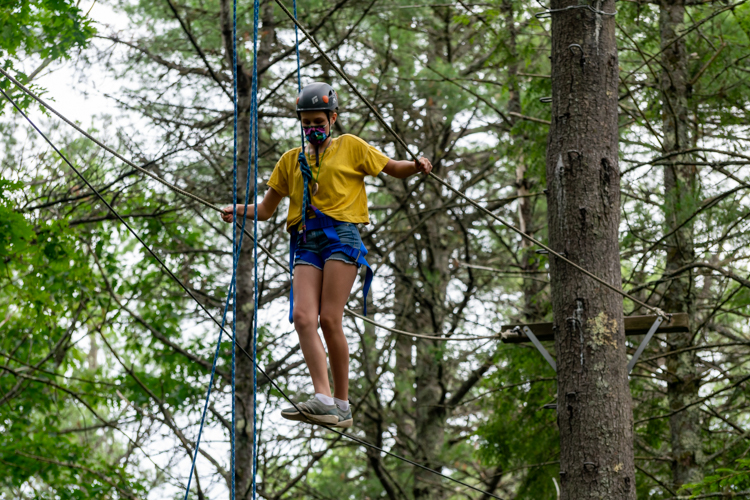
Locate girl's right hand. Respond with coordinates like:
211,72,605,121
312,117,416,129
221,205,243,223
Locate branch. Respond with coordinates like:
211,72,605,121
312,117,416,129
163,0,233,99
635,372,750,425
102,35,221,80
16,451,143,500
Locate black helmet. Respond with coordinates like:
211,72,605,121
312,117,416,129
296,82,339,117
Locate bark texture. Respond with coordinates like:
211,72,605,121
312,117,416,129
545,0,636,498
412,215,451,500
659,0,703,488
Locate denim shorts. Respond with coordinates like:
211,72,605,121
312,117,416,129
293,222,362,270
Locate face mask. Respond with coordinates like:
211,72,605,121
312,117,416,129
303,125,328,146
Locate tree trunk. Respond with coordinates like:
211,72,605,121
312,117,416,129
411,214,451,500
233,84,256,500
393,247,415,460
545,0,636,498
223,0,273,494
659,0,703,488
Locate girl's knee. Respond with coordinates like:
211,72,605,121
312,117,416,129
293,309,318,333
319,312,342,334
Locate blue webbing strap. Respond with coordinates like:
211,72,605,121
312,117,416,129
298,152,313,236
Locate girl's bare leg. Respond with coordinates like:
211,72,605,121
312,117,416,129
291,264,331,397
319,260,358,401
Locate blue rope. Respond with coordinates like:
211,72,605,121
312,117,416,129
292,0,312,241
293,0,302,130
231,0,238,495
250,0,260,495
183,0,256,494
182,280,233,500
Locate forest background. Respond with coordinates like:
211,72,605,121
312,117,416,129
1,0,750,498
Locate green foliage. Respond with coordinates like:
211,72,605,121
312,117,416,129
0,180,33,258
735,3,750,41
679,459,750,498
0,175,143,498
0,0,95,62
477,346,559,498
0,0,96,111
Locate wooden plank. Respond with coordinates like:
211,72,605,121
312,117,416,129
501,313,689,344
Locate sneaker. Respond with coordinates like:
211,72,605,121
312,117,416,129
280,397,338,426
334,405,353,428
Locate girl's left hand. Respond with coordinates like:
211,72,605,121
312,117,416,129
416,157,433,175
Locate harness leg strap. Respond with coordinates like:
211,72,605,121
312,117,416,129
288,230,297,323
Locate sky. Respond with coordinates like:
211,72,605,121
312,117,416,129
22,0,145,139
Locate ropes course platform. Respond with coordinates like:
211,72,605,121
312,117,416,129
501,312,689,344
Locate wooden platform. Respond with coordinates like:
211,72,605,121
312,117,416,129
501,313,689,344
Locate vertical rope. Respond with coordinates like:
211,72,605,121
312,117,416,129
182,282,234,500
250,0,260,496
230,0,238,495
292,0,312,243
183,0,247,496
293,0,303,148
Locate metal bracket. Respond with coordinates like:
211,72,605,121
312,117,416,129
521,326,557,372
626,316,664,374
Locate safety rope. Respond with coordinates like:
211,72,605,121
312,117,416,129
184,0,258,493
292,0,315,241
270,0,666,319
1,84,504,500
231,0,239,495
0,68,504,342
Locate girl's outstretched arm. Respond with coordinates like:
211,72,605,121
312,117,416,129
221,187,283,223
382,157,433,179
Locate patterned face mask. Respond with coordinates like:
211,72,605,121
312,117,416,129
303,125,328,145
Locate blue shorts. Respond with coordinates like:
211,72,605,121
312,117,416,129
293,222,362,270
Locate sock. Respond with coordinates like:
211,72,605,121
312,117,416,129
334,397,350,411
315,393,335,406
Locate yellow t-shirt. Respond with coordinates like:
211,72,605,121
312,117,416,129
267,134,390,229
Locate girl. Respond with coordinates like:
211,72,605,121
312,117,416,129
222,82,432,428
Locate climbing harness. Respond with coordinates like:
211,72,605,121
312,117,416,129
288,206,374,323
